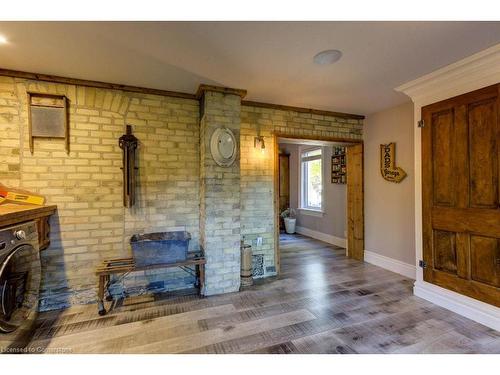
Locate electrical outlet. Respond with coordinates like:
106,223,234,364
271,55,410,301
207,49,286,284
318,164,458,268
256,237,263,246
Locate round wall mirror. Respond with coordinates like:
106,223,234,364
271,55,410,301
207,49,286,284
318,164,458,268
210,127,237,167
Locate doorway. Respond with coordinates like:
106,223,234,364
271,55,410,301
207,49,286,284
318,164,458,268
273,134,364,274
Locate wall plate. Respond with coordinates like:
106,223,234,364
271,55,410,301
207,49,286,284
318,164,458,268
210,127,237,167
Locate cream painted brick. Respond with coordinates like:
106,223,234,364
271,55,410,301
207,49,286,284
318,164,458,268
76,108,100,116
239,105,363,276
1,74,362,311
89,116,112,124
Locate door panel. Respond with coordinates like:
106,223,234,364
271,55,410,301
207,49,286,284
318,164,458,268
431,109,456,206
422,83,500,307
347,143,364,261
433,230,457,275
470,235,500,287
469,99,498,208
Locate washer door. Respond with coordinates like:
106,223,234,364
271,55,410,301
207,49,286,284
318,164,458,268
0,244,41,333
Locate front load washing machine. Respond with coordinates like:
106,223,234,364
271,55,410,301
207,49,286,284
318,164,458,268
0,221,41,352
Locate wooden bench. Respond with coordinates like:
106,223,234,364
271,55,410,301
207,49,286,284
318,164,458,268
95,251,206,315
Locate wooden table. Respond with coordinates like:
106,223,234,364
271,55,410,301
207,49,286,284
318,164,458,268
0,203,57,250
95,252,206,315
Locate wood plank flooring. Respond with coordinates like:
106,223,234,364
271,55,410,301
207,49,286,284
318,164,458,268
29,234,500,354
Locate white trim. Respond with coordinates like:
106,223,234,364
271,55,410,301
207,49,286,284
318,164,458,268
364,250,416,280
298,208,324,217
414,281,500,332
299,145,325,212
396,43,500,331
396,43,500,106
295,225,346,248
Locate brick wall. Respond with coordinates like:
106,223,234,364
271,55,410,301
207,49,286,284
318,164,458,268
0,74,363,310
240,105,363,276
199,91,241,295
0,77,21,187
0,76,200,310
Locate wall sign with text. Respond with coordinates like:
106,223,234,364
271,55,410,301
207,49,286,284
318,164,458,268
380,143,407,183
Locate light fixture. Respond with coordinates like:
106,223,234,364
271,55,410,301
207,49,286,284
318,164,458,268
254,136,265,153
313,49,342,65
0,35,8,45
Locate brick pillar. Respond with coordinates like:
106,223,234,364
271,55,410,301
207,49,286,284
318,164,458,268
198,85,246,295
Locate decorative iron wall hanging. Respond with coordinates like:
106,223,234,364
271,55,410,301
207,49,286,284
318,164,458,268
119,125,138,207
380,143,407,183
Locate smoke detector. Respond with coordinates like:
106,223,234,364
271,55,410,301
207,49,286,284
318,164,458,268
313,49,342,65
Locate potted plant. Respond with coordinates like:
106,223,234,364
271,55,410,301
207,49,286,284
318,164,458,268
281,208,297,234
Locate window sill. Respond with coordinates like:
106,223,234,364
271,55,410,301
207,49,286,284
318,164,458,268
298,208,325,217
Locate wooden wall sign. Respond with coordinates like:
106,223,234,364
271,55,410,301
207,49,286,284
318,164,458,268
380,143,407,183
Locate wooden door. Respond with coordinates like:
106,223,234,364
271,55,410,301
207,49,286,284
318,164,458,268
422,83,500,307
278,154,290,227
347,143,364,261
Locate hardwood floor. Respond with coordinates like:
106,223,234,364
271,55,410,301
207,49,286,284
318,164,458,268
29,234,500,354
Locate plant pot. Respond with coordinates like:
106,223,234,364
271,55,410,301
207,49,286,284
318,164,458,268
284,218,296,234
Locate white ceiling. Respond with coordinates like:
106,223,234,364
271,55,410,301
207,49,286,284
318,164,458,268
0,22,499,115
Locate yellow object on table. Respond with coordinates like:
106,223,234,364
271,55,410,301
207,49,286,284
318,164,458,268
0,185,45,205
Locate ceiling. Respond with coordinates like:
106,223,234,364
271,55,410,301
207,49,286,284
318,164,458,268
0,22,499,115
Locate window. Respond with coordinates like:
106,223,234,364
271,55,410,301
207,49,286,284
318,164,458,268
300,147,323,211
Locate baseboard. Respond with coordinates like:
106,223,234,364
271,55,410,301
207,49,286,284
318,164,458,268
295,226,346,248
414,280,500,331
364,250,416,279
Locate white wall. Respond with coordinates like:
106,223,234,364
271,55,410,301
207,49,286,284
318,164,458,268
280,143,347,243
363,101,415,266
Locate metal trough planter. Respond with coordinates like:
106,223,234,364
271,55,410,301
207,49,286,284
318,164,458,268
130,231,191,267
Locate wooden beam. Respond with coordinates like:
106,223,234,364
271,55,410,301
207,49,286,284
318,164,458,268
242,100,365,120
0,68,198,100
347,143,365,261
0,68,364,120
196,84,247,99
274,133,363,145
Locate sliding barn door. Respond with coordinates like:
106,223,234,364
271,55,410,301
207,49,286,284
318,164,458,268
347,143,364,261
422,83,500,307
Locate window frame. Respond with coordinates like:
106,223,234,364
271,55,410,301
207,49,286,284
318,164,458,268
299,146,324,213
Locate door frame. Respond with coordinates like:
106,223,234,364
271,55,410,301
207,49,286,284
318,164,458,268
272,133,364,274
